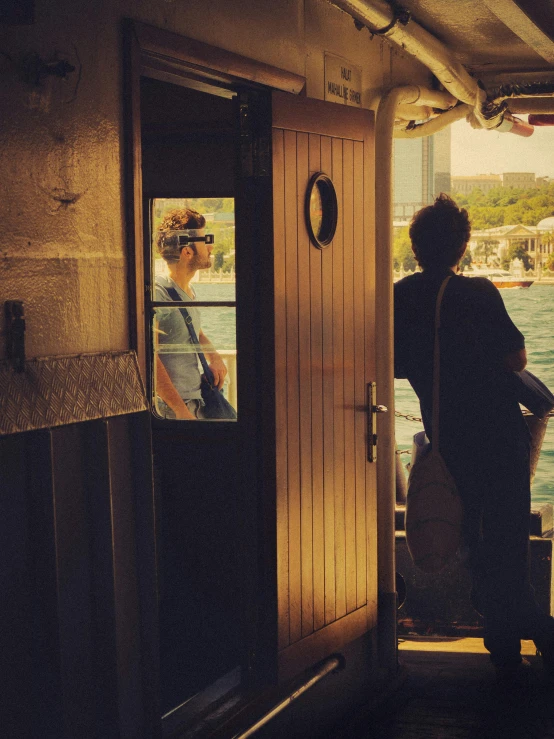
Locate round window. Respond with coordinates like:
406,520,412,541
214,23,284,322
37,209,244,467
305,173,338,249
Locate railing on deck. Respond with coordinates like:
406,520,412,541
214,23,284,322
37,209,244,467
220,350,237,410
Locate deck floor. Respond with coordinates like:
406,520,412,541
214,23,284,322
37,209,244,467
337,638,554,739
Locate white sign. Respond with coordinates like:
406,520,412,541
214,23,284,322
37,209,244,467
324,54,362,107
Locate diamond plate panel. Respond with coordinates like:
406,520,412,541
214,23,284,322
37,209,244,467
0,351,148,435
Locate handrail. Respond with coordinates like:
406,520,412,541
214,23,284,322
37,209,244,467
231,656,345,739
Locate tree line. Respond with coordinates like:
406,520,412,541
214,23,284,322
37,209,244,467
452,182,554,230
394,182,554,272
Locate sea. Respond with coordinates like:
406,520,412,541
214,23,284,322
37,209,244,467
194,281,554,506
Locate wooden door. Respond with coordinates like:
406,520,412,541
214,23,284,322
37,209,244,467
272,91,377,679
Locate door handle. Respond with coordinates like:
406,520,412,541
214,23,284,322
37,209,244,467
367,383,387,462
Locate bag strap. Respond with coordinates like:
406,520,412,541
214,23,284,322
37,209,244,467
431,275,452,455
163,284,215,387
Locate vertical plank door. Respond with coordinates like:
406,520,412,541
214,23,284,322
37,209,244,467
271,92,377,680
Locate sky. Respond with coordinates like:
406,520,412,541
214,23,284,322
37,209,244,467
450,118,554,178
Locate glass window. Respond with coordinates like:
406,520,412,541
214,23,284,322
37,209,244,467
149,198,237,421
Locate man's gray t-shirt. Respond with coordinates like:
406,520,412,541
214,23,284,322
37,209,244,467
155,275,202,401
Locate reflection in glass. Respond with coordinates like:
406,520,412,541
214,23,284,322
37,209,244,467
309,185,323,238
154,305,237,419
152,197,236,302
150,198,237,421
305,173,338,248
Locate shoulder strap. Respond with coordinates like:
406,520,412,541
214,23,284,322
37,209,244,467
431,275,452,455
163,285,215,386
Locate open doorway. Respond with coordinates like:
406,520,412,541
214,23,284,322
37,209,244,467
140,76,254,716
393,119,554,638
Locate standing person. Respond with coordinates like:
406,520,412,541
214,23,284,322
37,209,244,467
394,193,554,682
154,207,228,420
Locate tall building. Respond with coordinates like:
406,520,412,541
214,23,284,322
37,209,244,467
433,126,451,196
393,126,451,222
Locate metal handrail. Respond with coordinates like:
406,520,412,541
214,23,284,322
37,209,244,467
231,655,345,739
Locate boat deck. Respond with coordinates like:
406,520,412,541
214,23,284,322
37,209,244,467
340,638,554,738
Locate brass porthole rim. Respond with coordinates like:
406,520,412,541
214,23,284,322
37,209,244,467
305,172,338,249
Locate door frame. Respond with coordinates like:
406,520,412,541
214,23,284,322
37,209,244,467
122,20,308,727
123,19,305,383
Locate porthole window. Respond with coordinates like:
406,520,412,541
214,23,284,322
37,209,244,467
305,172,338,248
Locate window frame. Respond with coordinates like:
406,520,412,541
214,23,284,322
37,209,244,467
145,193,238,425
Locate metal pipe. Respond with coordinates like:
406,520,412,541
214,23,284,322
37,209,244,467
508,97,554,114
374,85,425,672
395,103,433,121
329,0,480,107
394,104,470,137
489,82,554,102
494,112,534,137
232,656,344,739
329,0,535,134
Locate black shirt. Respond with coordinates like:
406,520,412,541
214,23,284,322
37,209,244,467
394,269,525,447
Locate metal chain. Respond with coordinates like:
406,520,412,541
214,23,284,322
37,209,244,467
395,410,422,422
395,408,553,455
395,409,554,422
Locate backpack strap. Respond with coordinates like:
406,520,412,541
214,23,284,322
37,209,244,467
431,275,452,455
163,284,215,387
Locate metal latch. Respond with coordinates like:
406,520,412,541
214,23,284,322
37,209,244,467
367,382,388,462
5,300,26,372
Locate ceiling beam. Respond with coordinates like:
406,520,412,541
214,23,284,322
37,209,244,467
482,0,554,64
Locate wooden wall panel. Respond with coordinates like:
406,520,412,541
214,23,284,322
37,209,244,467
353,140,368,609
284,129,302,646
309,133,325,634
273,128,290,652
0,413,157,738
363,122,378,623
331,137,347,623
273,95,376,664
297,132,314,639
342,138,357,616
51,425,97,738
321,135,336,628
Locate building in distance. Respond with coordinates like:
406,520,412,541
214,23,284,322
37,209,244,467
393,127,451,223
452,172,538,195
469,222,553,268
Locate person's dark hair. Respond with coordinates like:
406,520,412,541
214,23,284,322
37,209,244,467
409,194,471,270
156,208,206,262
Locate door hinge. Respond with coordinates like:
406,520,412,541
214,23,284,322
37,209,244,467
238,91,271,179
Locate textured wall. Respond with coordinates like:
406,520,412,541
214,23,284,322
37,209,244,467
0,0,430,359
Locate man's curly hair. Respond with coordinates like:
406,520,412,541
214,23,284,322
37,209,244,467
156,208,206,263
409,194,471,270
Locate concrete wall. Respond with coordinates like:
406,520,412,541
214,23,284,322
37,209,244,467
0,0,430,359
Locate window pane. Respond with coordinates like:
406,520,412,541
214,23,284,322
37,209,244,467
150,197,237,421
153,306,237,420
152,197,235,302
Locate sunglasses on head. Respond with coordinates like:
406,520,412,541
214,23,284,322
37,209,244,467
161,231,215,250
178,233,214,246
